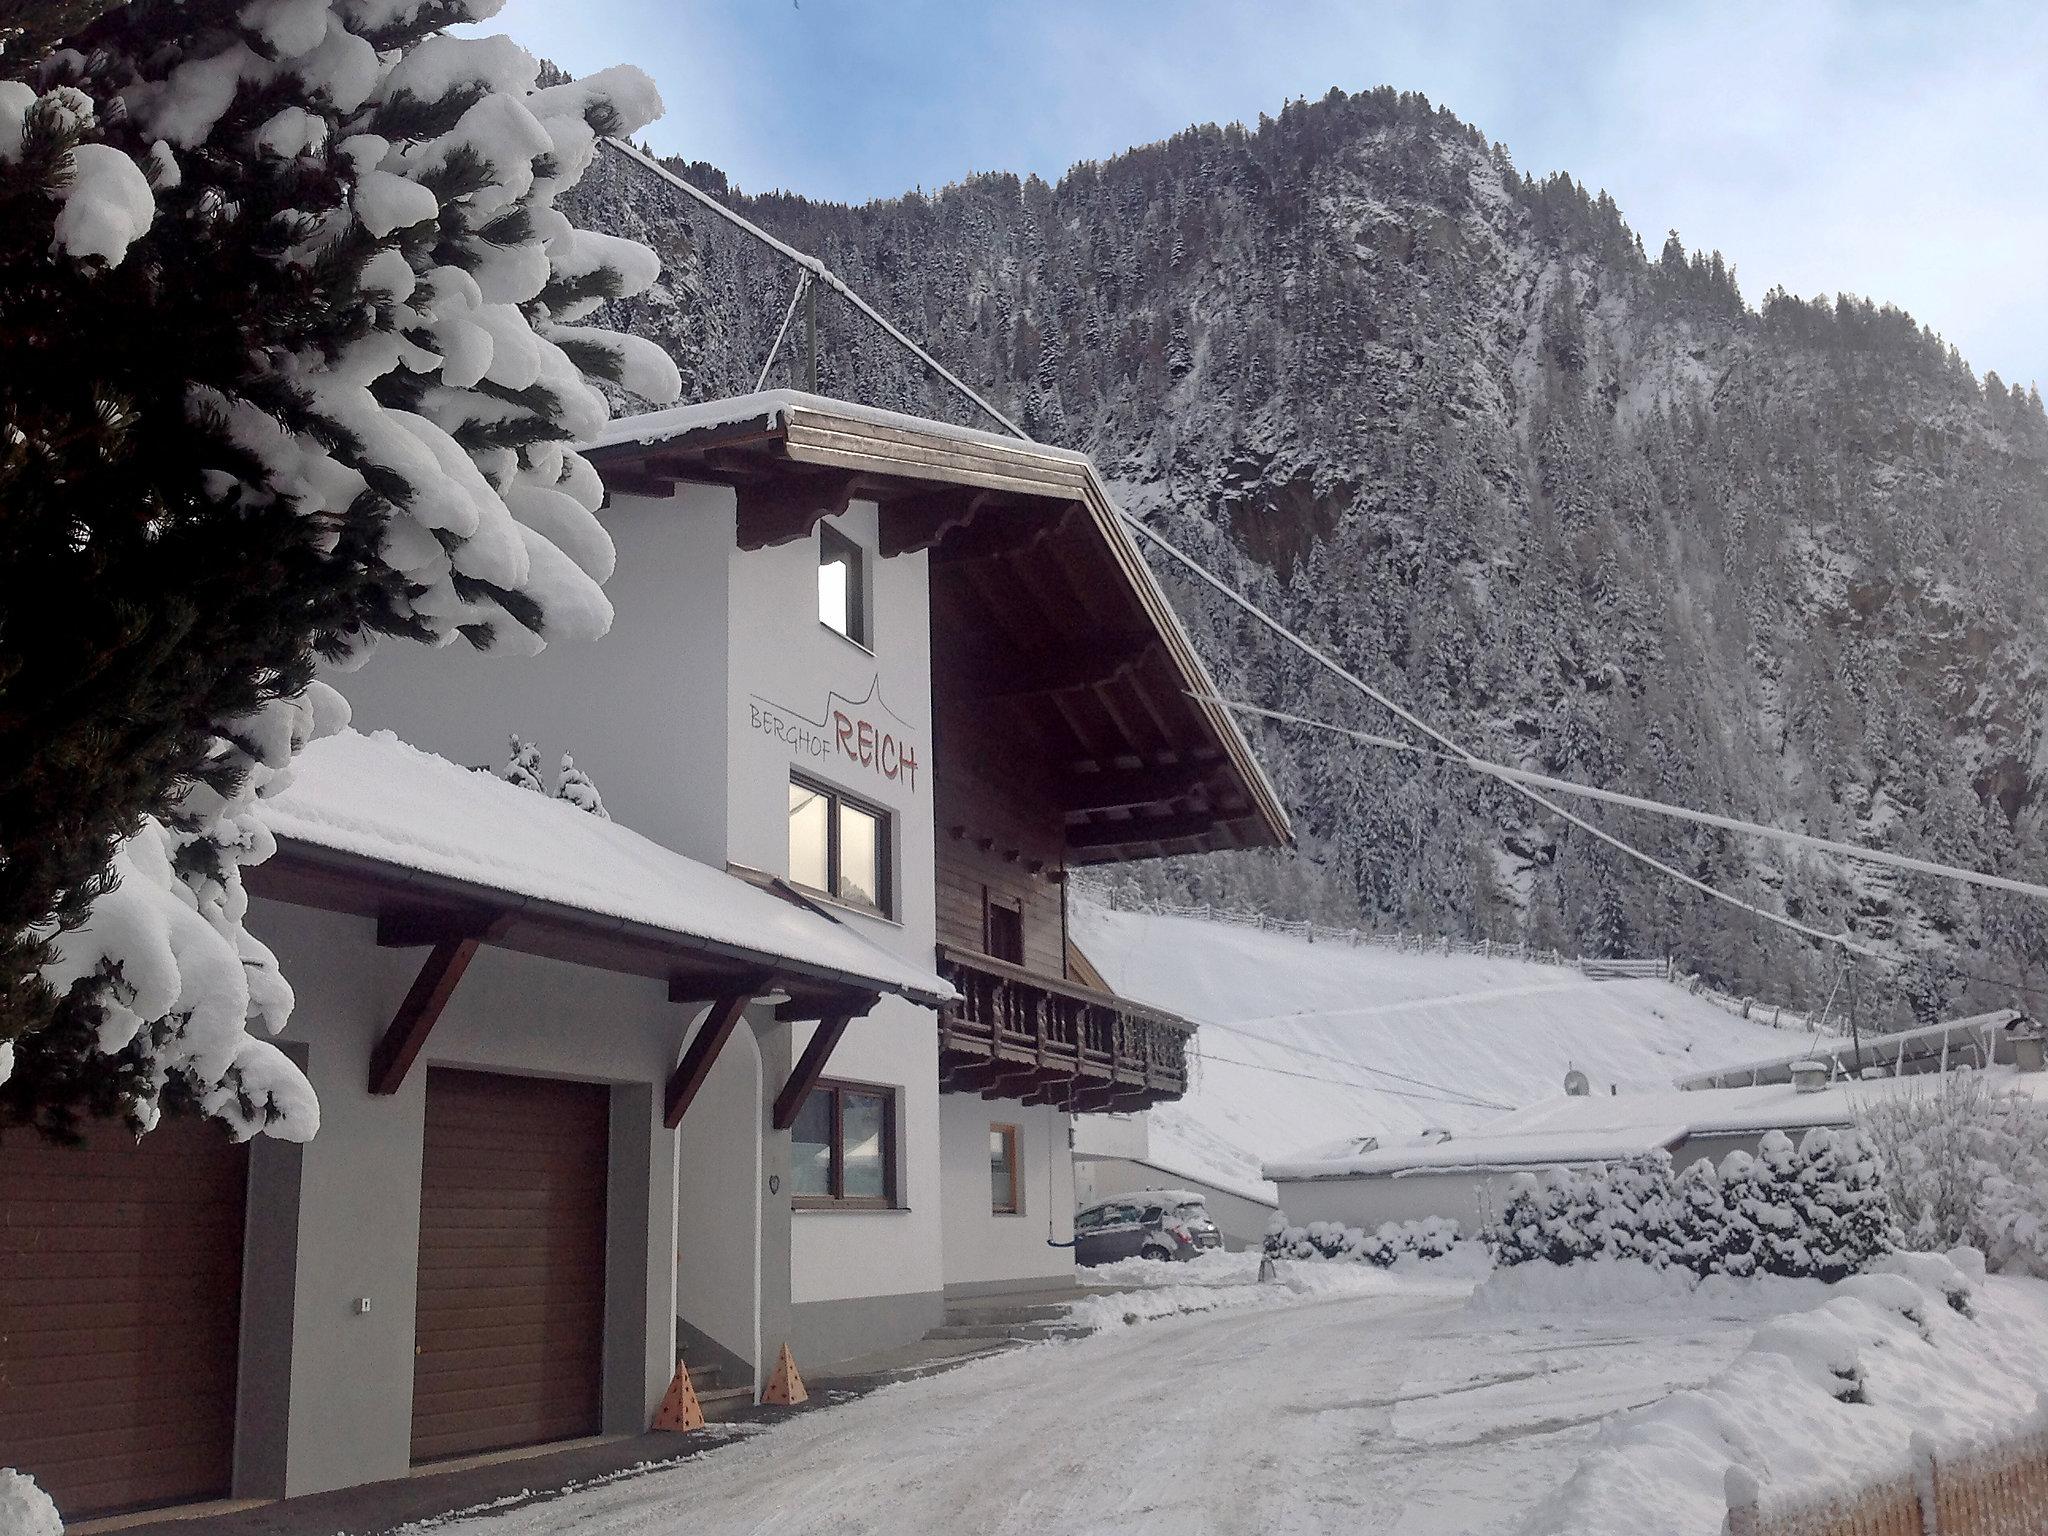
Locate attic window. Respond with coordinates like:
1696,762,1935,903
819,525,868,646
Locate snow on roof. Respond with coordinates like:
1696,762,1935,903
582,388,1093,464
1265,1065,2048,1181
260,729,951,1003
1674,1009,2026,1089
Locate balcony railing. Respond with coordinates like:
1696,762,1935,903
934,945,1193,1112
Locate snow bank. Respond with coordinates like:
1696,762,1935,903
1470,1256,1827,1322
1067,1249,1481,1331
1517,1252,2048,1535
0,1470,61,1536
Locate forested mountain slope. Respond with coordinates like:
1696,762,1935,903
566,87,2048,1023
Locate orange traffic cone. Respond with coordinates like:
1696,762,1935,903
651,1361,705,1431
761,1341,808,1406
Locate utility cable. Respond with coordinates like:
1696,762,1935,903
753,271,811,391
1202,696,2048,906
602,138,1030,439
1197,1051,1514,1111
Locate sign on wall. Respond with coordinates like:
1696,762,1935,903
748,676,921,793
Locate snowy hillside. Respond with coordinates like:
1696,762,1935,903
1072,903,1831,1202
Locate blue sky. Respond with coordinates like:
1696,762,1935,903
490,1,2046,390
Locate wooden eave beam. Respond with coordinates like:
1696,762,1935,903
878,488,1000,558
973,635,1161,703
1064,811,1246,854
927,499,1083,568
734,472,860,550
368,937,480,1096
664,978,772,1129
772,999,877,1130
1055,761,1216,815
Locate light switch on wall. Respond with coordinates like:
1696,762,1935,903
353,1296,372,1315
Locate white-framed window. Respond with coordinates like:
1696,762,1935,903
818,524,869,647
990,1123,1021,1214
788,773,891,916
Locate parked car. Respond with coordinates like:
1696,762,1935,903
1073,1191,1223,1265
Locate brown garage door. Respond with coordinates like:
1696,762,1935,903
0,1114,249,1520
411,1069,610,1463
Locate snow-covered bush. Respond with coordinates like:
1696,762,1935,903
1262,1214,1462,1266
1860,1073,2048,1276
1483,1136,1899,1281
1,1,678,1140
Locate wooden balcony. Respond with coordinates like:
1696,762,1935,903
935,945,1193,1112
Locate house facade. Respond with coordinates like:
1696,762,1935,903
0,392,1285,1521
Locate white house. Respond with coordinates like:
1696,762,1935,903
0,392,1287,1521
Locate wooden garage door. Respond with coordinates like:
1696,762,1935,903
412,1069,610,1463
0,1114,249,1520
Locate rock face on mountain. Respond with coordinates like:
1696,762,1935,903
569,87,2048,1023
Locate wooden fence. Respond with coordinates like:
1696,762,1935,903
1726,1425,2048,1535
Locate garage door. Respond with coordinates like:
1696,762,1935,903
412,1069,610,1463
0,1114,249,1519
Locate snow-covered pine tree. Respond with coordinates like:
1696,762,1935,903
1714,1150,1765,1278
1,0,678,1140
555,753,608,818
1813,1127,1902,1279
501,737,545,794
1672,1156,1725,1276
1483,1172,1546,1266
1753,1129,1814,1278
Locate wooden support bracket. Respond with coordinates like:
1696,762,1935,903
368,937,480,1096
772,1000,875,1129
664,980,771,1129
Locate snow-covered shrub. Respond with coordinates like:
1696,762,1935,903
1860,1073,2048,1276
1262,1214,1462,1266
1483,1138,1899,1281
2,1,677,1140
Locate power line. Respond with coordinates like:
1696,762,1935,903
601,138,1029,439
1196,1049,1513,1112
1206,1021,1517,1110
1204,696,2048,906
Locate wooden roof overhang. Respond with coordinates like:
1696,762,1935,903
585,394,1292,864
247,838,938,1128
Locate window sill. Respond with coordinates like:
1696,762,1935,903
819,621,876,659
793,887,905,930
793,1202,912,1215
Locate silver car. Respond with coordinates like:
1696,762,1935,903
1074,1193,1223,1264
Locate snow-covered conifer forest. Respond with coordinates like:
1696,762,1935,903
568,88,2048,1025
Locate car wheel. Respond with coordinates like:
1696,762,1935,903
1140,1241,1173,1262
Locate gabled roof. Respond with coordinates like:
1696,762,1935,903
582,391,1290,863
250,729,952,1011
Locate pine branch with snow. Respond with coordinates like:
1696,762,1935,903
0,0,679,1141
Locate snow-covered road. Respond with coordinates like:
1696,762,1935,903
411,1268,1762,1536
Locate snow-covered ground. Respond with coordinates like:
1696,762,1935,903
409,1256,1774,1536
1072,903,1835,1200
